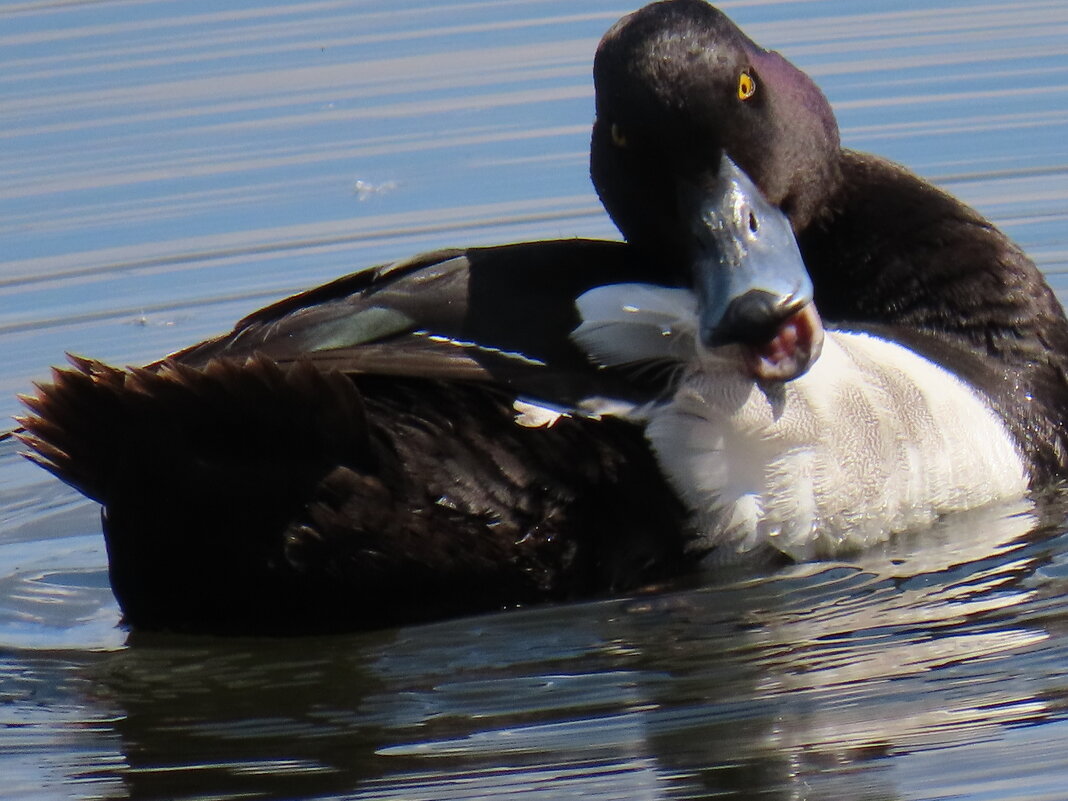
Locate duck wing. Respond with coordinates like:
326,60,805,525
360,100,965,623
172,239,672,406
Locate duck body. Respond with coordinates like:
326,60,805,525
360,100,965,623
84,364,685,634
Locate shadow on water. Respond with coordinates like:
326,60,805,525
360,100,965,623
4,489,1066,800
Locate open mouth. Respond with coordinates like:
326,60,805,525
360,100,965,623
741,301,824,383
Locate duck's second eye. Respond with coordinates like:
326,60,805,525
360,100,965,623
610,122,629,148
738,70,756,101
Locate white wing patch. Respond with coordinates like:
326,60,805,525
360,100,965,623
572,283,697,367
512,399,567,428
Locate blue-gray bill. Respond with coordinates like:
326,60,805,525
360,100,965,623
690,154,823,382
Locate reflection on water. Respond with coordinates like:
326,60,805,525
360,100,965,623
4,487,1068,800
2,1,1068,799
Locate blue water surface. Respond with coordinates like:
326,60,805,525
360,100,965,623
2,1,1068,799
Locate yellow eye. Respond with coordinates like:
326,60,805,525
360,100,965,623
610,122,629,148
738,70,756,101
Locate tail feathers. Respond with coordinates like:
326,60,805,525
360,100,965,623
15,354,397,632
18,357,136,501
16,354,371,504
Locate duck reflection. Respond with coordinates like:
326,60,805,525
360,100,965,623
79,493,1067,801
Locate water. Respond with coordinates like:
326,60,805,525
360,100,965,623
2,1,1068,798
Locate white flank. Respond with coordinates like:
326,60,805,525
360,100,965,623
650,332,1028,560
573,284,1030,560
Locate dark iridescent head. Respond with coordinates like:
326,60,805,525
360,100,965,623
591,0,841,266
590,1,837,378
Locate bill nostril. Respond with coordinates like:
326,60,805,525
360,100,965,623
703,289,788,347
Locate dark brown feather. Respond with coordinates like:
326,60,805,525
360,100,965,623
17,354,686,634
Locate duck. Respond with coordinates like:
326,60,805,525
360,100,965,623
12,0,1068,633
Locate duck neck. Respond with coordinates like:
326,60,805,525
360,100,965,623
799,149,1068,481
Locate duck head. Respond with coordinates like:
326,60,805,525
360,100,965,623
592,0,841,237
590,0,838,379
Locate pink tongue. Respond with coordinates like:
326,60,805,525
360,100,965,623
742,303,825,382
